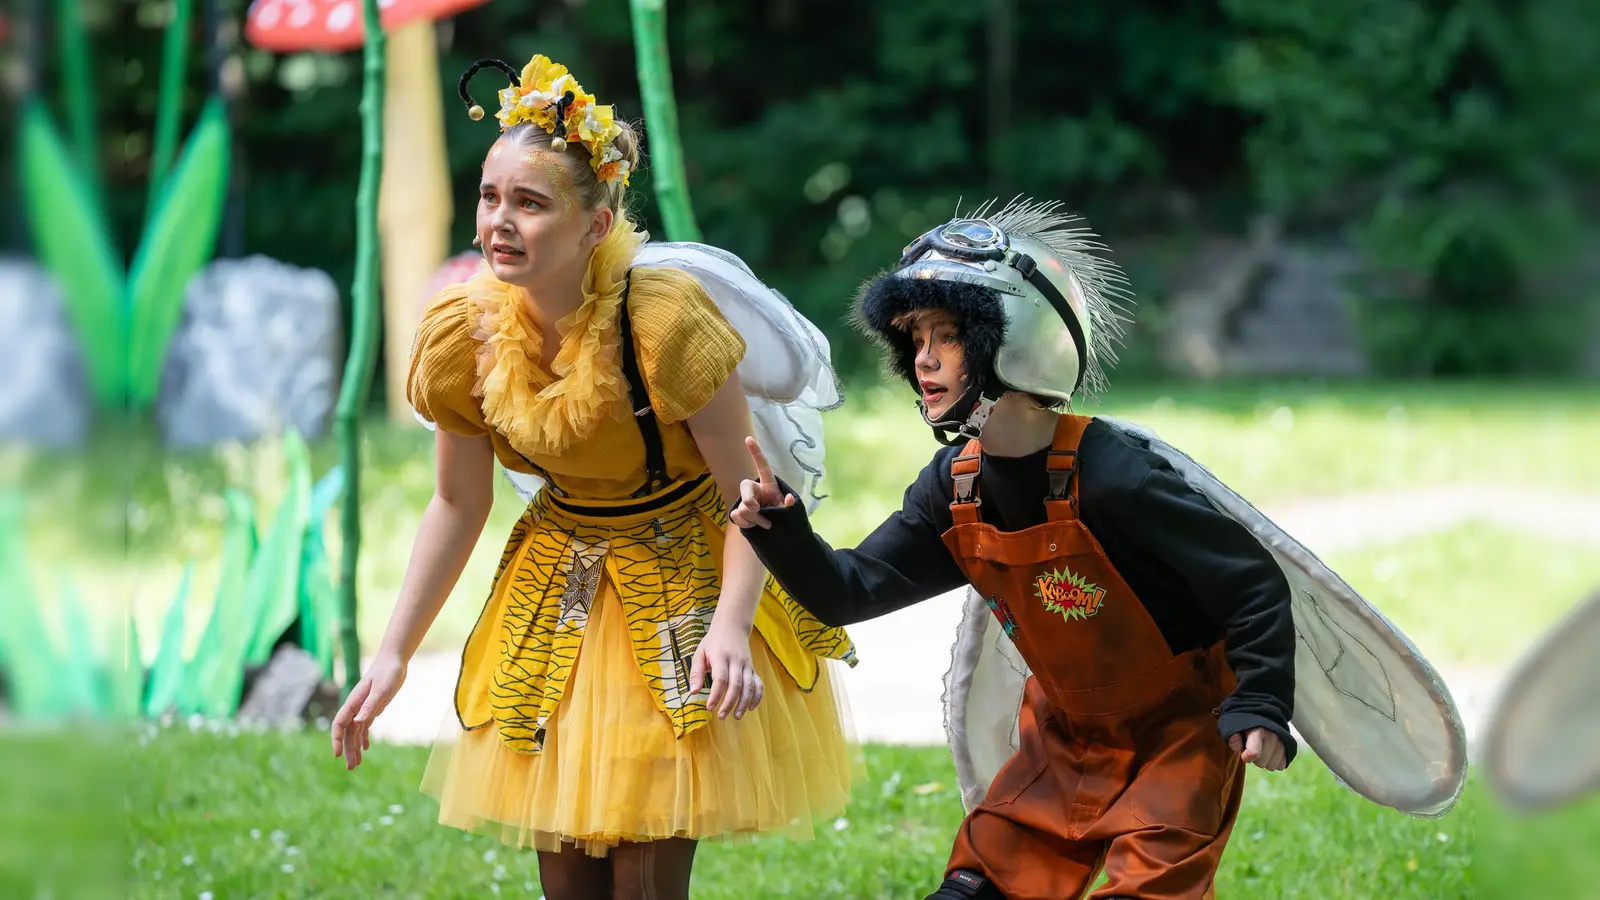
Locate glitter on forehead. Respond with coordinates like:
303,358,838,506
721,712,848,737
522,151,575,222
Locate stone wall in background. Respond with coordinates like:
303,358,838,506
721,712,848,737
1147,219,1370,380
1145,223,1600,381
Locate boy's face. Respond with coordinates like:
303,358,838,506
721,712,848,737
906,309,967,420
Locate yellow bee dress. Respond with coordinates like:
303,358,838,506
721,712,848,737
407,224,858,857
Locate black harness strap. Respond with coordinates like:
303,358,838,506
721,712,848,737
616,271,672,497
1011,252,1089,395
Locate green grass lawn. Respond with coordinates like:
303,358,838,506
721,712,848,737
7,379,1599,898
17,377,1593,660
101,729,1479,899
1326,522,1600,668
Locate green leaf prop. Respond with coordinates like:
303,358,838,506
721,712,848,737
0,495,65,718
299,466,346,679
178,488,257,717
17,101,127,408
122,612,146,721
147,0,194,213
54,575,108,715
243,428,312,667
126,97,232,410
144,563,195,718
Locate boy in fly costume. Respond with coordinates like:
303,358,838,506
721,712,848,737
732,200,1296,899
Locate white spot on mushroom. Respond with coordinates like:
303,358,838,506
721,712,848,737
256,2,282,29
287,3,315,28
326,1,356,32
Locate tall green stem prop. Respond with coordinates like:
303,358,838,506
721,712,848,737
335,0,386,693
628,0,700,241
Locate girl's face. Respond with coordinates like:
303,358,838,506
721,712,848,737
907,309,967,419
475,137,609,288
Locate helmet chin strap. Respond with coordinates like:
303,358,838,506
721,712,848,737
919,375,1005,446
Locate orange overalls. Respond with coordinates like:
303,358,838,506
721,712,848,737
942,414,1244,900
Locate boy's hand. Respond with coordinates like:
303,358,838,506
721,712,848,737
1229,727,1288,771
730,436,796,530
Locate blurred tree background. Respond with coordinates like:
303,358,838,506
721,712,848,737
5,0,1598,396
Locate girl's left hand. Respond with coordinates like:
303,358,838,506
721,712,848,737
690,622,764,719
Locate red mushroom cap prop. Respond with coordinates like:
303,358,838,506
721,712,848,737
429,250,485,296
244,0,490,52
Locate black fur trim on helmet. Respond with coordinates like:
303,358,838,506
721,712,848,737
851,274,1008,394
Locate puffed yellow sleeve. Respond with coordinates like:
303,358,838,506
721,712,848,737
406,287,490,437
627,267,747,423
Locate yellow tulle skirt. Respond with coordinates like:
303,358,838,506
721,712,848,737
421,579,858,857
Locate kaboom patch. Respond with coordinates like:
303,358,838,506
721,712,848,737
1034,566,1107,622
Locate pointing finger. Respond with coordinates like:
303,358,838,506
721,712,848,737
744,436,776,492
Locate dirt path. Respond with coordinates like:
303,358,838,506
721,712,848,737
368,487,1600,753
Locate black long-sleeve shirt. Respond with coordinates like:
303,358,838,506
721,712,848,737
742,417,1297,761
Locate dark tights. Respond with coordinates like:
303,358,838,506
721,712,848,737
537,838,698,900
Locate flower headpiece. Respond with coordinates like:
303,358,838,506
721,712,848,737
458,55,631,186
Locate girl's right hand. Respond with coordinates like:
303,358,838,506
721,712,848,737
331,653,408,771
730,436,796,530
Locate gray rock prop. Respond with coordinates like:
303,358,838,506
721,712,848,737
157,256,344,447
0,258,91,447
236,645,332,726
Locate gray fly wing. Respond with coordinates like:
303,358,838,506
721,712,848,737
1098,417,1468,816
940,418,1470,818
1480,587,1600,811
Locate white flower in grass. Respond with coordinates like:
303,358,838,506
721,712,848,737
281,863,295,874
490,884,501,896
388,804,404,815
250,829,261,840
361,822,374,832
182,854,196,867
483,850,497,864
832,817,849,831
493,864,507,881
1436,832,1451,843
880,771,902,796
379,815,394,826
270,830,287,845
200,892,214,900
285,846,301,857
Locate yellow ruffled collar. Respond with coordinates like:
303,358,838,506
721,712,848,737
468,217,646,457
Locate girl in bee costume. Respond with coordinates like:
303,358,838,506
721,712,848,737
331,53,857,900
